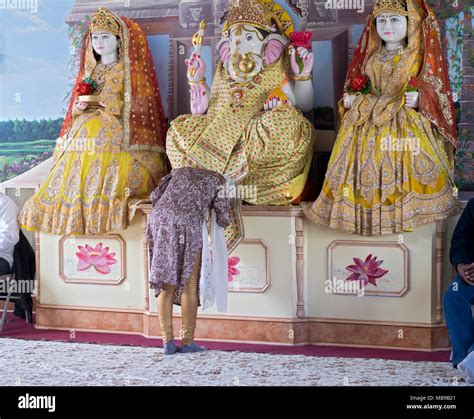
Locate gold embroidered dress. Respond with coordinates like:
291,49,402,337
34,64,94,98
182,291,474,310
19,9,167,235
302,0,459,235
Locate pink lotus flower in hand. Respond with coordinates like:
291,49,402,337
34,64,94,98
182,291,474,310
76,243,117,275
345,254,388,286
228,256,240,282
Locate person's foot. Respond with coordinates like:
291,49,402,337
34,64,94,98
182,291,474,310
179,342,206,353
163,340,178,355
457,352,474,382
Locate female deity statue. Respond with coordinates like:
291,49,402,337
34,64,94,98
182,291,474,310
302,0,459,235
166,0,316,249
19,7,168,235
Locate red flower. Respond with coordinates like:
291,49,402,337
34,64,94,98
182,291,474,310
407,76,418,92
289,31,312,49
75,81,94,96
349,75,369,92
345,254,388,287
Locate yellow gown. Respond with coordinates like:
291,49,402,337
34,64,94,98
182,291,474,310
19,62,166,235
302,49,459,235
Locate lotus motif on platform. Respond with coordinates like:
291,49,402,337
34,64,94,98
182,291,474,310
76,243,117,275
228,256,240,282
345,254,388,286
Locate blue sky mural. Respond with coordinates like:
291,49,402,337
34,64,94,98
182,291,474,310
0,0,74,121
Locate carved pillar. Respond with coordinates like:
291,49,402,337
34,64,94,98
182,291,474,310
34,232,40,303
167,37,176,120
435,219,446,324
141,211,151,312
295,216,305,318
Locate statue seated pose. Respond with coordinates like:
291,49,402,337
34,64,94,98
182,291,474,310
19,8,167,236
302,0,460,235
166,0,316,248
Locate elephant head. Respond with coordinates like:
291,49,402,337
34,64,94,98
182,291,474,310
217,23,288,83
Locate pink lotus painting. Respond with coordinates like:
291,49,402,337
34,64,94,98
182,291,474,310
345,254,388,287
76,243,117,275
228,256,240,282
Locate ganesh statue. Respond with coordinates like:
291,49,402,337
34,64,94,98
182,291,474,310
166,0,316,248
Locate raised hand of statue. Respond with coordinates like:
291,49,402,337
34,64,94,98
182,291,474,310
190,83,209,115
186,53,206,83
76,101,88,111
186,53,209,114
289,46,314,78
405,91,419,109
343,93,357,109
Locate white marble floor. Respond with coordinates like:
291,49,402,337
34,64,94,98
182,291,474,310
0,338,471,386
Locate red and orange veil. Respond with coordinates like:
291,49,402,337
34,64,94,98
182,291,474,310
345,0,457,147
60,9,168,153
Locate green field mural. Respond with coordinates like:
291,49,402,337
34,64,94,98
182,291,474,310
0,119,63,182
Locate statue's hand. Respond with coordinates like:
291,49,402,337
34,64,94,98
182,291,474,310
264,96,288,112
190,83,209,115
186,53,206,83
289,46,314,77
405,91,419,108
343,93,357,109
76,101,88,111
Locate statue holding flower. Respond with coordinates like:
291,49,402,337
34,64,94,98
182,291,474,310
303,0,460,235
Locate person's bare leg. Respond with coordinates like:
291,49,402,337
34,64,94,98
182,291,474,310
157,284,177,355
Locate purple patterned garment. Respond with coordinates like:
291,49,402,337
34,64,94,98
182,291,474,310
146,167,232,304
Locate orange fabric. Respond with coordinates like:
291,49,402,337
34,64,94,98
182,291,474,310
416,1,457,146
122,17,168,151
60,13,167,152
342,0,456,147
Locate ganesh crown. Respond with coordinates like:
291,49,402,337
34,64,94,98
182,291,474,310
373,0,408,17
223,0,294,38
90,7,121,36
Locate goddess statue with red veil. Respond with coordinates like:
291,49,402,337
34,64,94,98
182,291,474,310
302,0,460,235
19,7,167,235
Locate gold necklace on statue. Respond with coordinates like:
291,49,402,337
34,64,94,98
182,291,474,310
380,45,405,63
226,72,262,111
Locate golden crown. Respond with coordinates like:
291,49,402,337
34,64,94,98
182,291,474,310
373,0,408,17
223,0,294,38
90,7,121,36
224,0,274,33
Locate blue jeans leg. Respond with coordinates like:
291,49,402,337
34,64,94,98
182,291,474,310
443,274,474,367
